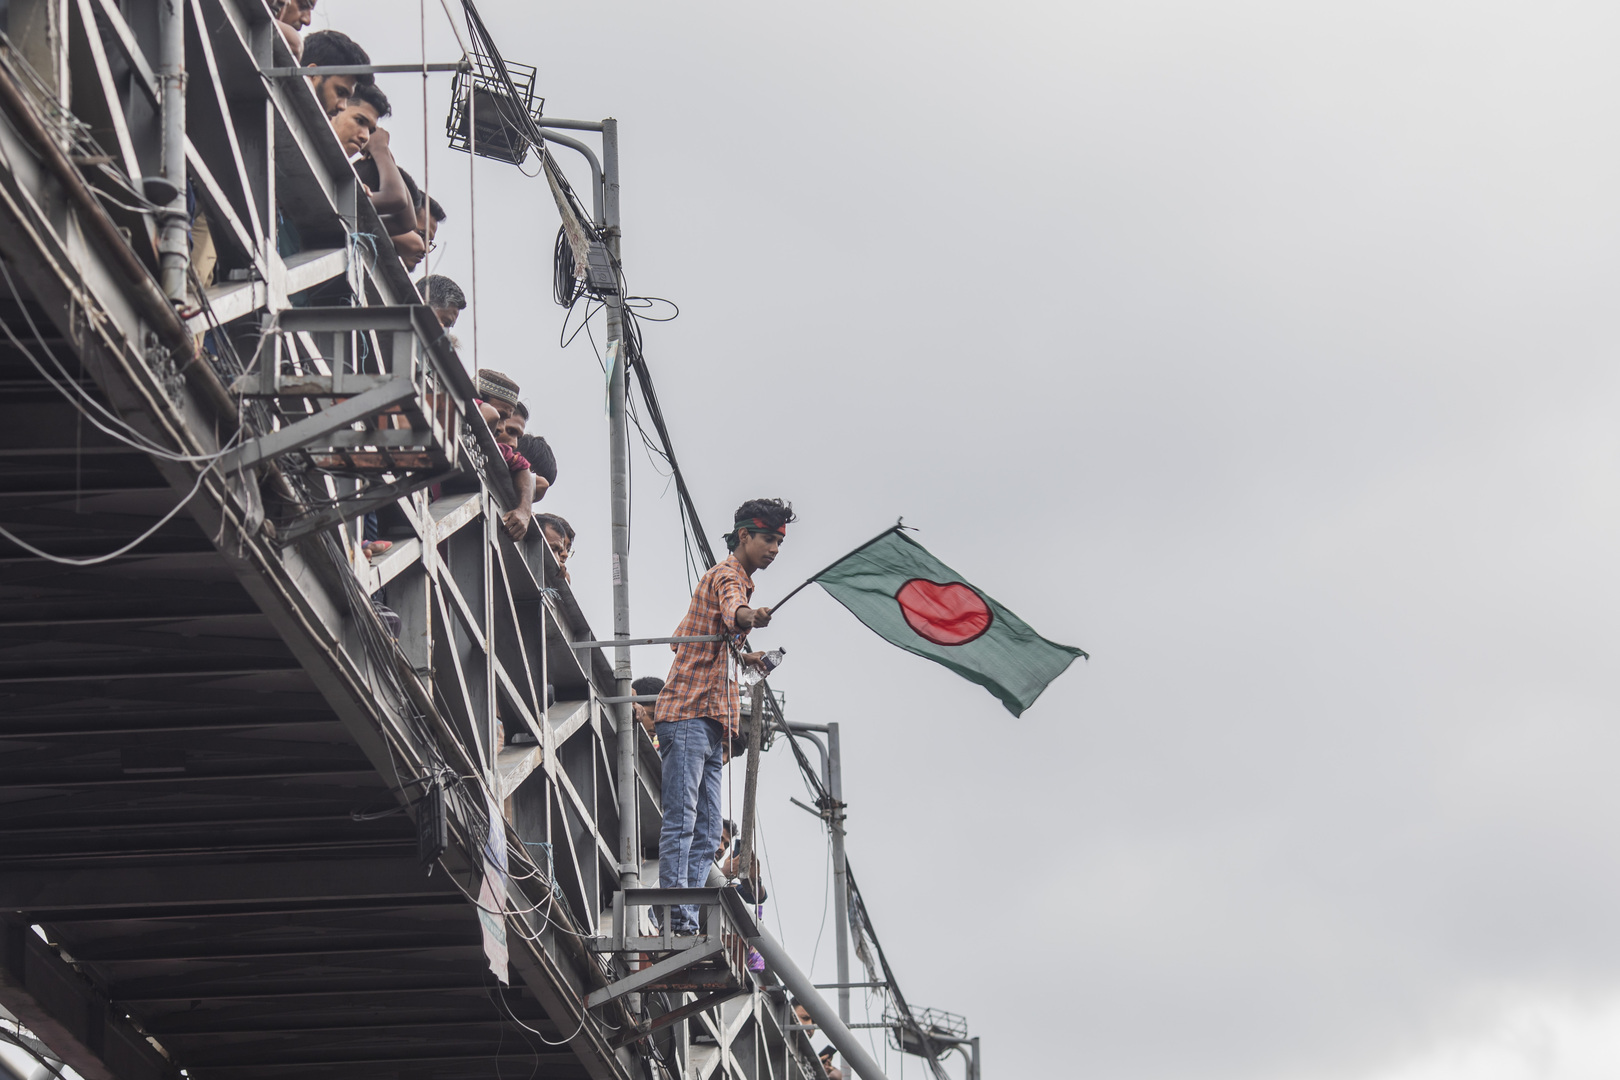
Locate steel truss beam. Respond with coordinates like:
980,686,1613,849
0,917,179,1080
0,858,458,911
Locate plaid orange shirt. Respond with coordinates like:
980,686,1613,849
655,555,754,734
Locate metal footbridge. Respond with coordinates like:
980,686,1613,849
0,2,975,1078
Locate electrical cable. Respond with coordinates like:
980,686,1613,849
457,0,598,243
491,976,589,1047
427,771,599,941
0,454,214,566
558,294,603,353
756,811,787,949
0,259,243,465
483,982,544,1080
808,825,833,977
769,698,953,1079
87,184,162,215
553,227,585,307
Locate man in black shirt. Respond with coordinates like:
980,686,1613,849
504,402,558,495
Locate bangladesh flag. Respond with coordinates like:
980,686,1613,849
805,528,1086,716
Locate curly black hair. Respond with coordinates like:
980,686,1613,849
724,497,796,551
348,79,391,119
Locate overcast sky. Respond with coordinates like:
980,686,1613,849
335,2,1620,1076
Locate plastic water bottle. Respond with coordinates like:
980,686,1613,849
740,647,786,687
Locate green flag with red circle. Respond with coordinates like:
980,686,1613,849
811,528,1085,716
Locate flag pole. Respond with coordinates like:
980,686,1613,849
736,678,766,912
764,521,910,616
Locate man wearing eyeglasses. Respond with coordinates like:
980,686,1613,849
394,186,446,272
385,174,441,273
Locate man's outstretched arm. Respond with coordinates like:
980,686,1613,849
502,469,535,542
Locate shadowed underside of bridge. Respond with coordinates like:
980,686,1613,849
0,296,588,1080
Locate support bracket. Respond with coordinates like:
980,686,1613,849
612,987,751,1050
584,936,725,1009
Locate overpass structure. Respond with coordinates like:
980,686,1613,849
0,2,978,1079
0,1,833,1077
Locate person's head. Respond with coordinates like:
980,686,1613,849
496,412,524,448
422,274,466,328
388,171,437,271
717,817,738,857
535,513,574,566
477,401,500,430
476,370,520,419
725,497,795,573
516,433,557,487
278,0,316,28
332,82,388,158
794,1004,812,1026
393,226,427,271
425,196,447,242
383,173,424,272
631,675,664,736
495,404,528,448
302,30,371,116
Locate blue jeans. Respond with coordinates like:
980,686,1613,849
656,717,724,932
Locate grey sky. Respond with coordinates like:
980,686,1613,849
339,2,1620,1076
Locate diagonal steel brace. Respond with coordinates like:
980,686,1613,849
612,986,752,1050
273,469,461,544
218,376,416,474
584,936,725,1009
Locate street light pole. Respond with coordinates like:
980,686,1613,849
828,721,850,1027
601,117,638,897
788,722,851,1027
155,0,188,303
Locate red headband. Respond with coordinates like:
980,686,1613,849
735,517,786,537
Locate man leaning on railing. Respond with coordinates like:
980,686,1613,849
300,29,371,116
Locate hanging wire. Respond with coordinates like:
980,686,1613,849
0,461,216,566
807,824,833,974
767,697,953,1079
0,259,242,465
467,75,479,370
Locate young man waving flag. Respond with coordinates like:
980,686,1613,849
653,498,795,933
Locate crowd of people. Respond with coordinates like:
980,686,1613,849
249,9,835,1074
245,8,579,563
293,26,454,278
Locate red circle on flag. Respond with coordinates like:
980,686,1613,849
895,579,993,646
